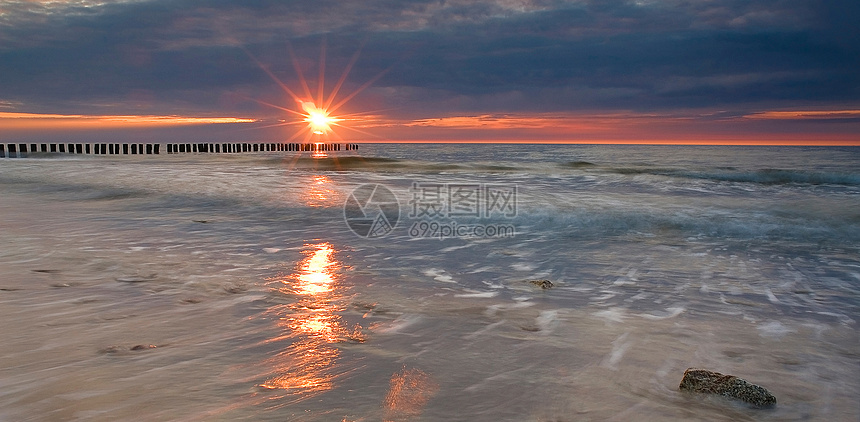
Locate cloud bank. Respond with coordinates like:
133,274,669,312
0,0,857,143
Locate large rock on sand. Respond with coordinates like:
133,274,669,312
679,368,776,407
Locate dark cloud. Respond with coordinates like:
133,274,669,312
0,0,857,121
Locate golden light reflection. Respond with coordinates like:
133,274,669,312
311,148,329,159
258,242,363,400
383,366,439,422
299,174,339,208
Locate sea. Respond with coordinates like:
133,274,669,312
0,144,858,421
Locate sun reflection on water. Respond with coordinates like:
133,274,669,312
258,242,361,398
383,366,439,422
300,174,338,208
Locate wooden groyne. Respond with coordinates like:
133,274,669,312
0,142,359,158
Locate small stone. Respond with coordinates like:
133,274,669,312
353,302,377,311
223,283,247,294
526,279,554,289
679,368,776,407
131,344,157,351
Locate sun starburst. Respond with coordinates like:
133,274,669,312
244,39,392,146
301,101,340,135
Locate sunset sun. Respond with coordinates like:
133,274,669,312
245,39,390,145
302,101,340,135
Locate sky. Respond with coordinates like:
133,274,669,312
0,0,858,144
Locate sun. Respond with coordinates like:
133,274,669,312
245,39,391,145
302,101,340,135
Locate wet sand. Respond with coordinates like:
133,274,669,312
1,150,858,421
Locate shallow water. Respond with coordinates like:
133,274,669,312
0,145,858,421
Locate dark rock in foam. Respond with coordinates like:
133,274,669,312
526,279,554,289
679,368,776,407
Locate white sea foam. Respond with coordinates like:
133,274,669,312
422,268,456,283
636,306,685,320
593,307,627,324
757,320,796,338
454,291,498,298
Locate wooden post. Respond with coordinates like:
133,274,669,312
0,144,5,158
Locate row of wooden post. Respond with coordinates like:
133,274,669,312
165,142,356,154
0,143,359,158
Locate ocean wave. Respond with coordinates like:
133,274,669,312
601,166,860,186
559,161,597,168
513,204,860,242
257,156,520,172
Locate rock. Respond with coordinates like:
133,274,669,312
223,282,247,294
131,344,157,351
526,279,553,289
100,344,159,354
679,368,776,407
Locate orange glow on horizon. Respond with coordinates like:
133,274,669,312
2,107,855,145
743,110,860,120
0,111,257,130
373,110,860,146
341,138,859,146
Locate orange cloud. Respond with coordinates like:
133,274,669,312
0,112,257,130
402,113,639,131
742,110,860,120
360,110,860,146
